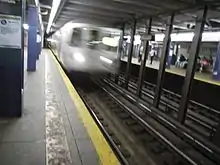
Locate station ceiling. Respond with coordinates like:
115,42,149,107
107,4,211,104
5,0,220,34
50,0,220,34
0,0,220,33
38,0,52,28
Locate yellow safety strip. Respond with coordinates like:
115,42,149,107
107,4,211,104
166,69,220,86
49,50,121,165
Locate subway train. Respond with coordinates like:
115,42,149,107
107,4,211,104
49,22,122,74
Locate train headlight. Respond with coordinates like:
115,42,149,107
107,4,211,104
100,56,113,64
74,52,85,63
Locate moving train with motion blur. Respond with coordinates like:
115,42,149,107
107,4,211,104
49,22,122,75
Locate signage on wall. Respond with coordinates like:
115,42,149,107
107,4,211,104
36,34,41,43
0,14,21,49
141,34,155,41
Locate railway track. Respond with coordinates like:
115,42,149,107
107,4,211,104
124,74,219,122
110,74,219,140
70,75,219,165
103,76,220,164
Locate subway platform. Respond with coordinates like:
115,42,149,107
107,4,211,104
0,49,119,165
121,56,220,86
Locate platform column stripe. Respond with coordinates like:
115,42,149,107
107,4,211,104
49,51,120,165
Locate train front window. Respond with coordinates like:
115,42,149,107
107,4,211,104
70,28,82,46
85,30,119,53
86,29,100,49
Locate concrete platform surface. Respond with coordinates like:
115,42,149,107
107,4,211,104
0,49,119,165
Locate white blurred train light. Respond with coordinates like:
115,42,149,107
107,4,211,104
100,56,113,64
74,52,85,63
102,37,118,47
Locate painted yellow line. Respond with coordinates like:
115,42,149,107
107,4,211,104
50,50,121,165
166,68,220,86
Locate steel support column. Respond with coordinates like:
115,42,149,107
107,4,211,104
27,6,37,71
124,19,137,89
0,2,23,117
153,14,174,108
21,0,26,89
175,43,179,56
115,23,125,84
213,43,220,80
136,18,152,97
178,6,207,124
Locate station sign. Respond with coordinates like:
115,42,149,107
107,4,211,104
141,34,155,41
0,14,21,49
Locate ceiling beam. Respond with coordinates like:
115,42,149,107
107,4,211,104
63,4,133,19
111,0,162,10
59,12,123,22
56,17,117,28
113,0,187,10
67,0,157,17
40,3,52,10
53,0,220,31
53,0,68,23
61,10,127,21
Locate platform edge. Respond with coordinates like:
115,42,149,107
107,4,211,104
49,50,121,165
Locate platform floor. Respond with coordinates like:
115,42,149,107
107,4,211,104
0,49,119,165
121,57,220,86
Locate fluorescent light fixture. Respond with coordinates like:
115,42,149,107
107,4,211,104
155,34,165,42
41,10,48,16
23,24,29,30
100,56,113,64
155,31,220,42
171,32,194,42
46,0,61,34
202,32,220,42
173,25,188,30
35,0,39,6
46,38,57,43
74,53,85,63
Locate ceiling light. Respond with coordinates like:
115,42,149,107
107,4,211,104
154,31,220,42
23,24,29,30
35,0,39,6
46,38,57,42
41,10,48,16
46,0,61,34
